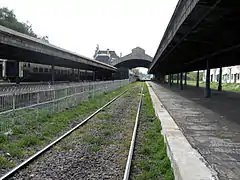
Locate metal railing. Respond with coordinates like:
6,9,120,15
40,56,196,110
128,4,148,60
0,79,130,133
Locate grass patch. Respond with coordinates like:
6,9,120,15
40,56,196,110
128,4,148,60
187,81,240,92
88,145,101,152
18,135,42,147
2,143,26,158
0,134,8,144
132,83,174,180
0,156,15,168
96,113,114,120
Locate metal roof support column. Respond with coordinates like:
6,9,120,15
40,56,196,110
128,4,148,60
93,71,96,81
15,61,20,85
85,70,87,82
218,67,222,91
184,72,187,85
205,60,211,98
111,72,114,81
180,72,183,90
196,70,199,87
51,64,55,85
177,73,179,84
168,75,172,87
77,69,80,82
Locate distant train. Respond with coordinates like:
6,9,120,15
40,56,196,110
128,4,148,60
0,59,95,82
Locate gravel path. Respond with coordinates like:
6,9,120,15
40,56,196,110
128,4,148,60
10,85,142,179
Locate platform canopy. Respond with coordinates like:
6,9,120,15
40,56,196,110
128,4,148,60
149,0,240,75
0,25,117,72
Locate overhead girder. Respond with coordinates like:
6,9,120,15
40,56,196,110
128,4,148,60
114,59,151,69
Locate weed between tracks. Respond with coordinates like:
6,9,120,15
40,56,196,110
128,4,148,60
0,82,135,173
131,83,174,180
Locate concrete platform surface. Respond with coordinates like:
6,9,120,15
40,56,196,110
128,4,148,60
147,82,218,180
148,82,240,180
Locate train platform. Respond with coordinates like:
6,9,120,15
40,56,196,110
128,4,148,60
148,81,240,180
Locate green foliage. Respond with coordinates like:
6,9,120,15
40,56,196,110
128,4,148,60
0,7,49,42
188,72,203,81
0,134,8,143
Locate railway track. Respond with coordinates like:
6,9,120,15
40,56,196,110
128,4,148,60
123,86,143,180
0,84,145,179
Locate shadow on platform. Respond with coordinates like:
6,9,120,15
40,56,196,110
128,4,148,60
157,82,240,126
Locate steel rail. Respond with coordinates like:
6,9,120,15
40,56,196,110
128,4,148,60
123,86,143,180
0,88,129,180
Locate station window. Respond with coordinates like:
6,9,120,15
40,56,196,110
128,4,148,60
44,68,48,72
33,67,38,72
39,68,43,72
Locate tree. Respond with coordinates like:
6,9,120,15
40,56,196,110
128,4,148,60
0,7,49,42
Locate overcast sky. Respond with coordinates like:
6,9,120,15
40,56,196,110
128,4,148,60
1,0,178,72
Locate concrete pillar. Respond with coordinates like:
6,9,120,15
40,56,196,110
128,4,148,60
205,60,211,98
218,67,222,91
196,70,199,87
51,64,55,85
184,72,187,85
180,72,183,90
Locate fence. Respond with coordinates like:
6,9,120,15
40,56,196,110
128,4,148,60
0,79,130,133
